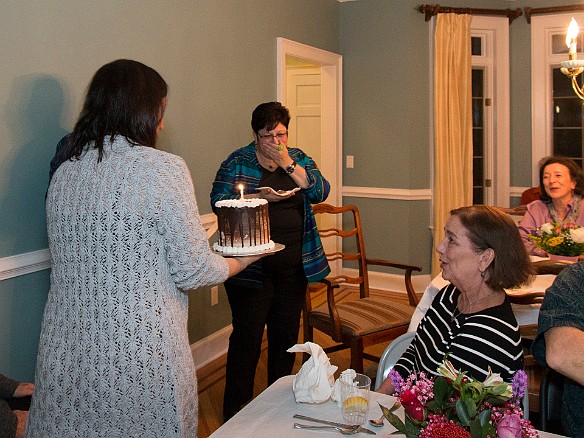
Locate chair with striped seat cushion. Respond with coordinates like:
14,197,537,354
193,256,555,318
303,204,422,373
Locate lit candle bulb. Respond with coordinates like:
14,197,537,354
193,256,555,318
239,184,245,199
567,18,579,60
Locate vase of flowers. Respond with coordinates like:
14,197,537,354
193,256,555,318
379,359,538,437
529,222,584,259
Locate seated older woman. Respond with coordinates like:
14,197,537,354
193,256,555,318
377,205,533,394
519,156,584,256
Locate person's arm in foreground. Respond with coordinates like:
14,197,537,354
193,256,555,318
545,326,584,386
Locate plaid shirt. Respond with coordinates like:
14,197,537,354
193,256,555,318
210,142,331,287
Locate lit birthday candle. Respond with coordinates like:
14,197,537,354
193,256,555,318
239,184,245,199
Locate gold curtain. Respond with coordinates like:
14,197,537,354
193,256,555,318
432,13,473,276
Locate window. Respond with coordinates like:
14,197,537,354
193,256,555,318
471,17,510,205
532,12,584,183
472,67,485,204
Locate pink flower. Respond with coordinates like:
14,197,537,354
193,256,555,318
401,389,425,422
496,413,522,438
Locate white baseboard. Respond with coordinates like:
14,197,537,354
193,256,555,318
191,325,232,370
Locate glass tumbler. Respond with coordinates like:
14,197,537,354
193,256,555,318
340,373,371,425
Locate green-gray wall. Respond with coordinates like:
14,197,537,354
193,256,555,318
0,0,577,381
0,0,339,381
338,0,579,266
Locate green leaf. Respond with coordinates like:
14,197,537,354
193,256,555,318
465,398,478,418
425,400,439,412
477,409,491,426
404,416,422,437
482,422,497,438
380,403,408,434
455,399,471,426
483,395,507,406
469,418,483,438
433,377,452,406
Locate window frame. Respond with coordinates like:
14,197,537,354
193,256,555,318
471,16,510,206
531,12,584,185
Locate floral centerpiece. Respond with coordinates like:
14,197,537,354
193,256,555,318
379,359,538,437
529,221,584,257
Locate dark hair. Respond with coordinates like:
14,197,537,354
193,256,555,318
251,102,290,134
450,205,533,290
538,156,584,203
68,59,168,162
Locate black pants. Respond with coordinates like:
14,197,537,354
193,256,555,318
222,259,307,422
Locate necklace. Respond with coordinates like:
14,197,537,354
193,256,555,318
548,194,581,224
451,290,497,322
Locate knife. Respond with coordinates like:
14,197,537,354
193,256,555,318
293,414,376,435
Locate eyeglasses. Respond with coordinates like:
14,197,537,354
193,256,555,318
257,131,288,141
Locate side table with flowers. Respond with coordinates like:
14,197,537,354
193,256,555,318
380,359,538,438
529,222,584,261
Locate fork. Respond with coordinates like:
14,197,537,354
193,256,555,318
293,422,359,435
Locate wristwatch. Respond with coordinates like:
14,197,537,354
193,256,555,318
284,162,297,175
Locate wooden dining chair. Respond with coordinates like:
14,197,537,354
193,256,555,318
302,203,422,373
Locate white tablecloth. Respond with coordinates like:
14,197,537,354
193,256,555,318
408,257,557,332
209,375,564,438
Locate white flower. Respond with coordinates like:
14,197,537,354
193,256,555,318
482,368,504,387
437,359,459,381
540,222,554,234
570,226,584,243
483,368,512,398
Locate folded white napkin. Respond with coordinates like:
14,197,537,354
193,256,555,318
331,368,357,407
287,342,338,403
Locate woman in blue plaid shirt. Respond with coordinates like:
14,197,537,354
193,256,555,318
211,102,330,422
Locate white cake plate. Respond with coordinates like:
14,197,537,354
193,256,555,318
212,242,285,257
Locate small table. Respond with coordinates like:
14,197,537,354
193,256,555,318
208,375,565,437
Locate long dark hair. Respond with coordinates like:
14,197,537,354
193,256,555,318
67,59,168,162
538,156,584,203
450,205,533,290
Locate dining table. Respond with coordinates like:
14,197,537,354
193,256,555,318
208,375,566,437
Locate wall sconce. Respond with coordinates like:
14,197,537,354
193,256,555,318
560,18,584,99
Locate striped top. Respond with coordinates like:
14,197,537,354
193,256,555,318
395,284,524,382
210,142,331,286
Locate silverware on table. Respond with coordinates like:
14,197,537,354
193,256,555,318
293,414,376,435
294,423,359,435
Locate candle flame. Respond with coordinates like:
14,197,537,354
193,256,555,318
567,18,579,47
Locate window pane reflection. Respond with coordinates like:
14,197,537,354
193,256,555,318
472,68,484,205
552,67,584,167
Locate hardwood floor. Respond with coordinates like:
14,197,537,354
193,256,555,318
195,287,400,437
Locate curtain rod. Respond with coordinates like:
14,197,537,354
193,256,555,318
524,5,584,24
418,4,523,24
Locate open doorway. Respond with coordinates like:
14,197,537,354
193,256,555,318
277,38,343,274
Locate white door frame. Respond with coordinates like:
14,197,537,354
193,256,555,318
277,38,343,274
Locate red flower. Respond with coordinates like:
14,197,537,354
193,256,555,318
401,389,425,422
419,416,471,438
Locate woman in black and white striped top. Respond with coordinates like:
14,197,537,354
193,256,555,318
378,205,533,394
